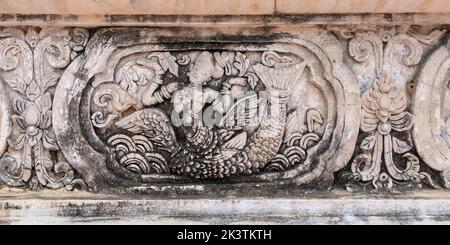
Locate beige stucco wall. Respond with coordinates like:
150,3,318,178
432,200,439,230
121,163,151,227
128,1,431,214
1,0,450,15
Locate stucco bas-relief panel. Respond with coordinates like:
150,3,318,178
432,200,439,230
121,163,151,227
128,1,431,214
0,26,449,193
413,38,450,189
0,27,89,190
50,28,359,191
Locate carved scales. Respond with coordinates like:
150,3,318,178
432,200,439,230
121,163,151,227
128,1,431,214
0,26,448,193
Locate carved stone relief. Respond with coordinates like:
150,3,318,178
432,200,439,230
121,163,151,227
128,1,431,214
0,27,89,190
333,26,447,191
413,37,450,189
0,76,10,161
51,28,359,190
0,26,450,193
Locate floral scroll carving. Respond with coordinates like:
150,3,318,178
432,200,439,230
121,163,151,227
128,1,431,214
0,28,89,190
348,75,437,191
337,26,446,191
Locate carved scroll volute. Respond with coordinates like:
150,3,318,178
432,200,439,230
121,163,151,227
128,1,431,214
0,78,11,158
54,28,359,190
413,38,450,188
340,27,446,191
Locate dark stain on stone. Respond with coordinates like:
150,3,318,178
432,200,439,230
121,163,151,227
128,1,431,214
383,13,394,22
1,202,23,210
73,68,89,81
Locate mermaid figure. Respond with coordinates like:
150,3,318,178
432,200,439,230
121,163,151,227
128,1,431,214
172,51,226,127
115,51,306,179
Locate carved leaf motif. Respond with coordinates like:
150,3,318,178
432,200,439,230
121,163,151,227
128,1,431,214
7,131,25,150
408,29,446,45
8,78,27,95
116,63,139,95
35,92,52,113
25,80,42,101
25,27,39,47
306,109,323,133
418,172,441,189
214,52,235,76
361,135,376,150
53,161,75,182
40,111,52,129
392,137,411,154
384,34,423,68
348,32,384,75
11,115,27,130
42,72,60,92
401,153,420,175
234,52,250,77
43,130,59,151
148,52,178,77
13,98,27,115
35,156,75,189
245,72,259,90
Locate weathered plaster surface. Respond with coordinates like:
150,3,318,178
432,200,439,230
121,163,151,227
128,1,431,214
2,189,450,224
0,24,448,192
1,0,449,15
1,0,450,225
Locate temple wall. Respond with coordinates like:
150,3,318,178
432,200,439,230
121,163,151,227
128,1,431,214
1,0,450,224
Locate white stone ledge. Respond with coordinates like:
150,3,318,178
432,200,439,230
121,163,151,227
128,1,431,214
1,190,450,224
1,0,450,15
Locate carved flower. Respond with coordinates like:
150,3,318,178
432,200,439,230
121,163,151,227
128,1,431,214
8,92,58,150
360,76,414,135
352,75,421,185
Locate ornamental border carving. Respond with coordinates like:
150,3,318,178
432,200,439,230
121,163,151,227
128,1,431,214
0,26,449,193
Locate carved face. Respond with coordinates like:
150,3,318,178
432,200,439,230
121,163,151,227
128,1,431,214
187,51,215,86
